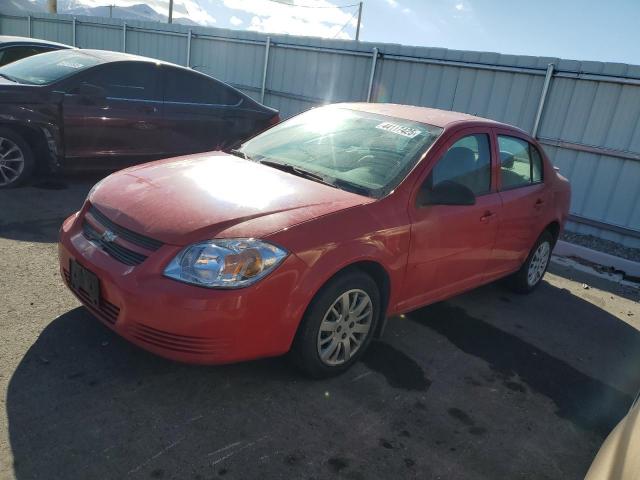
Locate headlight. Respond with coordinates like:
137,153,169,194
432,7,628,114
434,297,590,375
164,238,288,289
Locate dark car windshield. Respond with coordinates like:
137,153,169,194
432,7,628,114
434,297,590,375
238,106,443,198
0,49,101,85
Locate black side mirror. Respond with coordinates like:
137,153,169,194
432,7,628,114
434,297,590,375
418,180,476,206
74,83,106,102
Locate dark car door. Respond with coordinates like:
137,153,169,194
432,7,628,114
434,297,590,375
61,61,163,161
161,66,248,156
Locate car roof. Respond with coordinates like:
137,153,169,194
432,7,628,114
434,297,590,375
336,102,521,132
76,49,179,66
0,35,72,49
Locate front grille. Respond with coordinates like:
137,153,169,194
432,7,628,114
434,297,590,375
83,221,148,266
129,322,230,355
87,205,163,252
63,269,120,325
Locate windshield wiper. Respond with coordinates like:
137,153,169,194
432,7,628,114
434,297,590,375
226,148,250,160
0,73,20,84
259,160,371,196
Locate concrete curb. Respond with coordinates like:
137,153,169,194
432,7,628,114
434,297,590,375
553,240,640,278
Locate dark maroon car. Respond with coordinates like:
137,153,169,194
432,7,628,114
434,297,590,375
0,49,279,187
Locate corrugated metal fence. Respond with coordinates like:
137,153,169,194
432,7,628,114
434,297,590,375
1,11,639,248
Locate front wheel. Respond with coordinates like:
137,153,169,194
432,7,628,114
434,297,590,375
290,270,380,378
0,128,35,188
506,231,553,294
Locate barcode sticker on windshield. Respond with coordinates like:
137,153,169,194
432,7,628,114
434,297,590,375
376,122,422,138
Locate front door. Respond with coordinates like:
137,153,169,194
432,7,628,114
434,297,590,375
61,62,163,161
399,130,501,311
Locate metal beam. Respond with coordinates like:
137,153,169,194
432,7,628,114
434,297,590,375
260,36,271,104
355,2,362,41
122,22,126,52
367,47,378,102
72,17,76,46
532,63,554,138
27,15,31,37
568,214,640,240
538,137,640,163
186,29,192,67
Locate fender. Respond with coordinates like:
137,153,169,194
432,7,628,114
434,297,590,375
266,198,412,350
0,90,64,170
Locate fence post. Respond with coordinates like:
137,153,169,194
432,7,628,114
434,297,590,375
532,63,554,138
122,22,127,52
186,29,192,68
260,36,271,104
366,47,379,102
72,17,76,46
27,15,31,37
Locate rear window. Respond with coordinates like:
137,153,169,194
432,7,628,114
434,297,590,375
0,49,101,85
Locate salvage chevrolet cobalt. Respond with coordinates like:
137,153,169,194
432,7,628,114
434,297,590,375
59,104,571,377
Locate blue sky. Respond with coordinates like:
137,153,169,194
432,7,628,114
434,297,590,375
87,0,640,64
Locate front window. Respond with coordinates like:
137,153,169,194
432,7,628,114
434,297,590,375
0,50,101,85
238,106,443,197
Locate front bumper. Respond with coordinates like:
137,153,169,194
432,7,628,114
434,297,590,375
58,210,308,365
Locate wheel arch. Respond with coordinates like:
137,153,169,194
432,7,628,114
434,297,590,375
544,220,561,246
297,259,392,341
0,122,54,173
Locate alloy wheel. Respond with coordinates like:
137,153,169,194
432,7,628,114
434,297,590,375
0,137,25,187
316,289,373,366
527,241,550,287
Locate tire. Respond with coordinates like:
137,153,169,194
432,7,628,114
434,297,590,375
506,230,554,294
0,127,35,188
290,270,380,378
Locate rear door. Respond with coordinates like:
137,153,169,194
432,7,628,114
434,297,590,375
61,62,163,160
400,128,502,310
490,129,551,275
161,67,248,156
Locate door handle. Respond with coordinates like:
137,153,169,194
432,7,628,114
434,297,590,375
139,105,158,114
480,211,496,223
534,198,545,209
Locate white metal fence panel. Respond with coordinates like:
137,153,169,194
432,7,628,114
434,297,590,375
1,10,639,248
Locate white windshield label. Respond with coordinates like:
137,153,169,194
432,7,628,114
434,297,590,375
376,122,422,138
58,61,85,69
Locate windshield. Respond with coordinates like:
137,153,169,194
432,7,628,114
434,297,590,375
239,106,443,198
0,50,101,85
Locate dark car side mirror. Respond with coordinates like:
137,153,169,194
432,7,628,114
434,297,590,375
418,180,476,206
74,83,106,102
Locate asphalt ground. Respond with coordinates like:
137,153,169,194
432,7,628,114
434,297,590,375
1,175,639,480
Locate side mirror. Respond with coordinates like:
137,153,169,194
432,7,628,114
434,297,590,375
418,180,476,206
74,83,106,102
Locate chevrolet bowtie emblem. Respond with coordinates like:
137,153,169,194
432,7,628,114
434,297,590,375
101,229,118,243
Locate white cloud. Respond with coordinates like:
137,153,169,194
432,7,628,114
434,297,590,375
455,3,464,11
223,0,358,40
402,7,411,14
229,15,243,26
385,0,399,7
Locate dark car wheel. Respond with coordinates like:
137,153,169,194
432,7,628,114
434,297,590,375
506,230,554,294
0,128,35,188
290,270,380,378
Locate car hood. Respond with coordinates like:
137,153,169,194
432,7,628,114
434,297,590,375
89,152,374,246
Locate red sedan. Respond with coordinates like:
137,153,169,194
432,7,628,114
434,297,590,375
58,103,571,377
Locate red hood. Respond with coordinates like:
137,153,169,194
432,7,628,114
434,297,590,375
89,152,373,245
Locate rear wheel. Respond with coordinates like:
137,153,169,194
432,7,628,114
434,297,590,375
506,231,553,294
290,270,380,378
0,128,35,188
